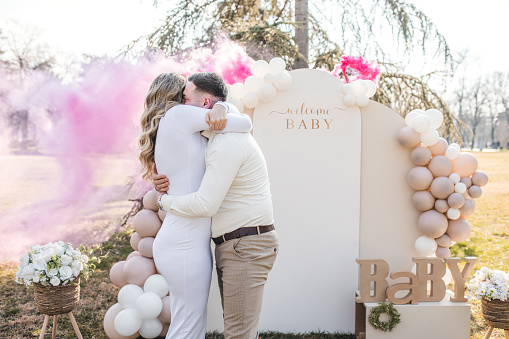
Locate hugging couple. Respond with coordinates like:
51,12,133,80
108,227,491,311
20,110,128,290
137,72,279,339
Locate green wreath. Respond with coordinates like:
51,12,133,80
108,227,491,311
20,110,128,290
368,302,401,332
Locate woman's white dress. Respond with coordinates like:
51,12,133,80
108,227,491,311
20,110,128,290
152,104,251,339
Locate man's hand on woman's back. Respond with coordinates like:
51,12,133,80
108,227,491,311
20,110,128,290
152,163,169,193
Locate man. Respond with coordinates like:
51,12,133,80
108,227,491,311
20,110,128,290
154,72,279,339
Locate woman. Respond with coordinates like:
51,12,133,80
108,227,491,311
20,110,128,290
138,73,252,338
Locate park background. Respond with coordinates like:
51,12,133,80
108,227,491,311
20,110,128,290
0,0,508,338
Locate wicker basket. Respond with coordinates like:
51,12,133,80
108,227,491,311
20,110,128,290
34,277,80,316
481,298,509,330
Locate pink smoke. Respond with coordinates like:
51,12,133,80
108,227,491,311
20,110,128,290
0,39,255,261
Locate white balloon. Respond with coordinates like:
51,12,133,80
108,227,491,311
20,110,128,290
251,60,270,78
136,292,163,319
229,83,245,99
352,80,368,96
449,143,461,151
425,109,444,129
118,284,144,309
447,208,461,220
227,98,244,112
273,72,292,90
139,318,163,339
445,146,460,160
404,111,419,128
342,83,353,94
144,274,169,298
257,84,277,102
420,129,439,146
449,173,460,184
114,308,142,336
244,76,262,93
454,182,467,194
242,91,259,108
412,115,432,133
366,80,377,97
443,268,453,285
414,236,438,256
344,94,356,107
356,95,369,107
263,72,275,84
269,57,286,74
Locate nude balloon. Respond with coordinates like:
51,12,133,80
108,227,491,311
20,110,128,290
127,251,142,261
434,199,449,213
143,189,159,212
138,237,155,259
160,323,170,337
471,171,489,187
411,146,432,166
110,261,128,288
430,177,455,199
412,191,436,211
436,234,452,247
123,256,157,286
103,303,139,339
428,137,448,156
157,209,167,222
468,185,483,198
397,127,421,148
133,210,162,237
428,155,453,177
459,199,476,217
447,193,465,209
452,153,478,177
460,177,472,188
158,296,172,323
130,232,142,251
418,210,449,238
407,167,434,190
446,218,471,242
436,246,452,259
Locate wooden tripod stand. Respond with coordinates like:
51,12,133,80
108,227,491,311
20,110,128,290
39,311,83,339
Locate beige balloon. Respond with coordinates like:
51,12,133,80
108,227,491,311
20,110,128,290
447,193,465,209
428,155,453,177
158,209,167,222
418,210,449,238
103,303,139,339
471,171,489,187
452,153,478,177
410,146,432,166
133,210,162,237
407,167,434,190
110,261,128,288
434,199,449,213
468,185,483,198
138,237,155,259
397,126,421,148
412,191,436,211
446,218,471,242
143,189,159,212
459,199,476,217
435,234,452,247
460,177,472,188
123,256,157,286
435,246,451,259
430,177,455,199
126,251,141,261
158,296,172,323
428,137,448,156
159,323,170,337
130,232,142,251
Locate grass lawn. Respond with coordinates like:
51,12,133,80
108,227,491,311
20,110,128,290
0,151,507,338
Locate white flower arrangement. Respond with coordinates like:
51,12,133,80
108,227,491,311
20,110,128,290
15,241,90,287
468,267,509,301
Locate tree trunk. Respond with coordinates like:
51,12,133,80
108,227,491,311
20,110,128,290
294,0,309,69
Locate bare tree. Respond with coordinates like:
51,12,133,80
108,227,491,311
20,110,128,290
294,0,309,68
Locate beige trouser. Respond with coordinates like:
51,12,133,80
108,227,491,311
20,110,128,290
215,230,279,339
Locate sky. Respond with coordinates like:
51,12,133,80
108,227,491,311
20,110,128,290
0,0,508,74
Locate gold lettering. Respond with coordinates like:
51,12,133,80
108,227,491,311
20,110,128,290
298,120,307,129
324,119,332,129
286,119,294,129
312,119,319,129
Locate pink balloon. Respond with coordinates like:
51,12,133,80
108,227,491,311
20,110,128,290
468,185,483,198
397,127,421,148
407,167,434,190
418,210,448,238
126,251,142,261
434,199,449,213
138,237,155,259
130,232,142,251
158,296,172,323
428,137,448,156
459,199,476,217
447,193,465,209
133,210,162,237
428,155,453,178
412,191,436,211
430,177,455,199
158,209,167,222
446,218,471,242
436,246,451,259
159,323,170,337
103,303,139,339
110,261,129,288
435,234,452,247
411,146,432,166
460,177,472,188
143,189,160,212
452,153,478,177
471,171,489,187
123,256,157,286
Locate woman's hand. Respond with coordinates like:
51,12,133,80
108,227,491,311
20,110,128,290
206,104,227,131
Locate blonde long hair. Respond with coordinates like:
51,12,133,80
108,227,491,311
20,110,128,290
138,73,187,181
